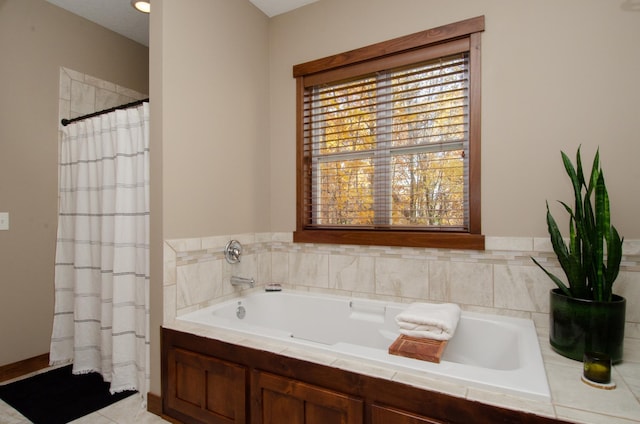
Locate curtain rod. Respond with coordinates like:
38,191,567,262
61,98,149,126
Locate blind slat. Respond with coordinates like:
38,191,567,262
303,51,470,230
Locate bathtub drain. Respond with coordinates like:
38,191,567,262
236,302,246,319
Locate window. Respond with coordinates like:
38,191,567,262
293,17,485,250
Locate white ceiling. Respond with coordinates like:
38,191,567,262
46,0,150,46
45,0,319,47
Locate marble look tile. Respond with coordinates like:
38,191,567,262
537,329,580,368
0,399,30,423
116,85,146,99
84,74,117,92
616,271,640,323
68,411,114,423
429,261,493,307
93,393,149,422
95,89,132,111
169,321,248,346
545,361,640,421
59,68,71,100
166,237,201,253
163,250,176,286
224,233,256,246
271,232,293,242
163,241,177,262
485,236,533,252
330,357,397,380
625,321,640,342
163,284,177,324
201,235,231,250
375,257,428,299
271,252,289,283
223,254,258,295
623,338,640,363
329,255,374,293
494,265,555,312
289,252,329,288
257,252,273,284
236,336,289,355
554,406,640,424
622,239,640,255
280,346,337,367
255,232,273,243
617,360,640,400
466,388,556,417
391,370,467,398
531,312,550,330
428,260,450,301
177,259,222,308
59,99,70,129
63,67,85,82
533,237,555,253
70,81,96,116
70,394,169,424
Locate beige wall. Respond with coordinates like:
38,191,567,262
148,0,269,394
269,0,640,238
159,0,270,240
0,0,148,367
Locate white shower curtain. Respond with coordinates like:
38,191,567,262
50,102,150,398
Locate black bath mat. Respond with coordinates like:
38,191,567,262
0,365,136,424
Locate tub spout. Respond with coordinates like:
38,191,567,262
231,276,255,288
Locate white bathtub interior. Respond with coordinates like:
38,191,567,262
177,290,551,401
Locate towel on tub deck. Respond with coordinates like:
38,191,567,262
395,302,461,341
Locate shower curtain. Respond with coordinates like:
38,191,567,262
50,102,150,398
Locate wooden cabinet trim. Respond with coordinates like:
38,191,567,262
161,327,569,424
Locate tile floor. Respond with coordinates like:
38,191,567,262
0,368,170,424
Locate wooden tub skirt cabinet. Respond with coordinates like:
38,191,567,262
161,327,567,424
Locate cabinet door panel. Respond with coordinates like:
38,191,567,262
262,389,305,424
167,347,247,423
255,371,363,424
372,404,446,424
175,358,205,409
306,402,349,424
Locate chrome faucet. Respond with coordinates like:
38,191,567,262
231,276,255,288
224,240,242,264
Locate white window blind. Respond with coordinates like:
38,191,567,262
302,53,470,231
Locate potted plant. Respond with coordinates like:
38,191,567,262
532,146,626,362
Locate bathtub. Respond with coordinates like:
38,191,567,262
177,290,550,401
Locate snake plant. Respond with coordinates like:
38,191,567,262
532,147,623,302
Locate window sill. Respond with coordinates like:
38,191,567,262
293,229,485,250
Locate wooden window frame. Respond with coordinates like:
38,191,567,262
293,16,485,250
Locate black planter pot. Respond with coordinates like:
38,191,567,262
549,288,626,363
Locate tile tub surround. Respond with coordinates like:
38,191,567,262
59,67,148,130
164,234,640,337
163,233,640,422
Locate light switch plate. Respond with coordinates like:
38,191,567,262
0,212,9,230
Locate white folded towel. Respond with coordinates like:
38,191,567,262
395,302,461,341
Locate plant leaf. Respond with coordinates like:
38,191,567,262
545,202,587,297
531,256,572,297
593,171,608,301
562,150,583,222
604,226,623,301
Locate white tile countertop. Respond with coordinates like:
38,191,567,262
535,326,640,423
163,319,640,423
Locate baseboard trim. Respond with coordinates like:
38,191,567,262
147,392,162,415
0,353,50,383
147,392,181,423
